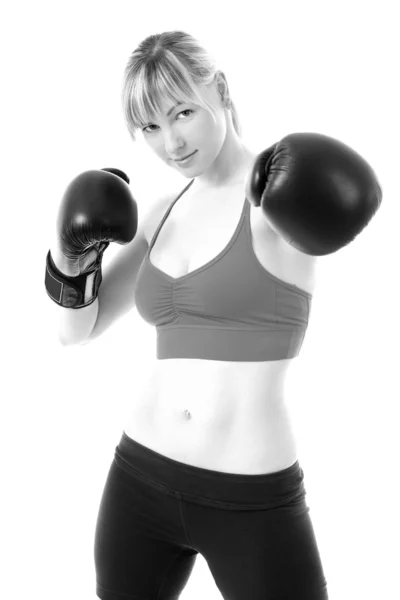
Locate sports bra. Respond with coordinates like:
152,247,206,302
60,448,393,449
135,179,313,361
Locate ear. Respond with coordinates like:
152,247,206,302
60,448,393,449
215,71,230,105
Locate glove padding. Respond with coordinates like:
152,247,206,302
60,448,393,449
57,168,136,269
244,132,383,256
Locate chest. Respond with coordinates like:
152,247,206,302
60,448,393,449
146,184,317,295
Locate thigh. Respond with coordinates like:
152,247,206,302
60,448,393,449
188,495,328,600
94,458,198,600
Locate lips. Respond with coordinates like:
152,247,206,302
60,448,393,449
174,151,196,162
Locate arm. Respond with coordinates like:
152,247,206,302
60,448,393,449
83,225,148,344
50,242,100,346
84,192,172,344
51,226,148,346
45,167,137,345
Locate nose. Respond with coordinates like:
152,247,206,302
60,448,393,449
164,133,185,159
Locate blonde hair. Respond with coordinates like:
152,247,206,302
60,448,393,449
121,30,242,142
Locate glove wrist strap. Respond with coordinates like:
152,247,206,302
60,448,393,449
44,248,106,309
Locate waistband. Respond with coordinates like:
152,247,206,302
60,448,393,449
114,431,306,510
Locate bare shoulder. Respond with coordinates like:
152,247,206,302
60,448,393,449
275,228,320,290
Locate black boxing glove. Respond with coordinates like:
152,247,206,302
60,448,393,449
45,168,137,308
244,132,382,256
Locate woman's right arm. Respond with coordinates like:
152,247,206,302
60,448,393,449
55,194,170,346
49,242,100,346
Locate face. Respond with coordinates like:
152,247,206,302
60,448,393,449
141,81,228,179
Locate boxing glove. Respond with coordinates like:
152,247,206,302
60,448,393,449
45,168,138,308
244,132,382,256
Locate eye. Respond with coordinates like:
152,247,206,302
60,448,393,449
179,109,193,118
143,109,194,133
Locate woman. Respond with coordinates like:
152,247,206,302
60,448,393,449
46,30,380,600
94,30,330,600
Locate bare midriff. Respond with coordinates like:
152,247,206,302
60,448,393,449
123,355,299,475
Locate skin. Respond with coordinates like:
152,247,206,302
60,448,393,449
141,71,256,191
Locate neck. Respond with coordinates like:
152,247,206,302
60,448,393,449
193,146,256,192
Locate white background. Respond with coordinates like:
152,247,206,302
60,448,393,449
2,1,399,599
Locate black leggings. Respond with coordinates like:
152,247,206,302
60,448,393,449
94,431,329,600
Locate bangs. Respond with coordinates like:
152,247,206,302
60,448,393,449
125,59,210,130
